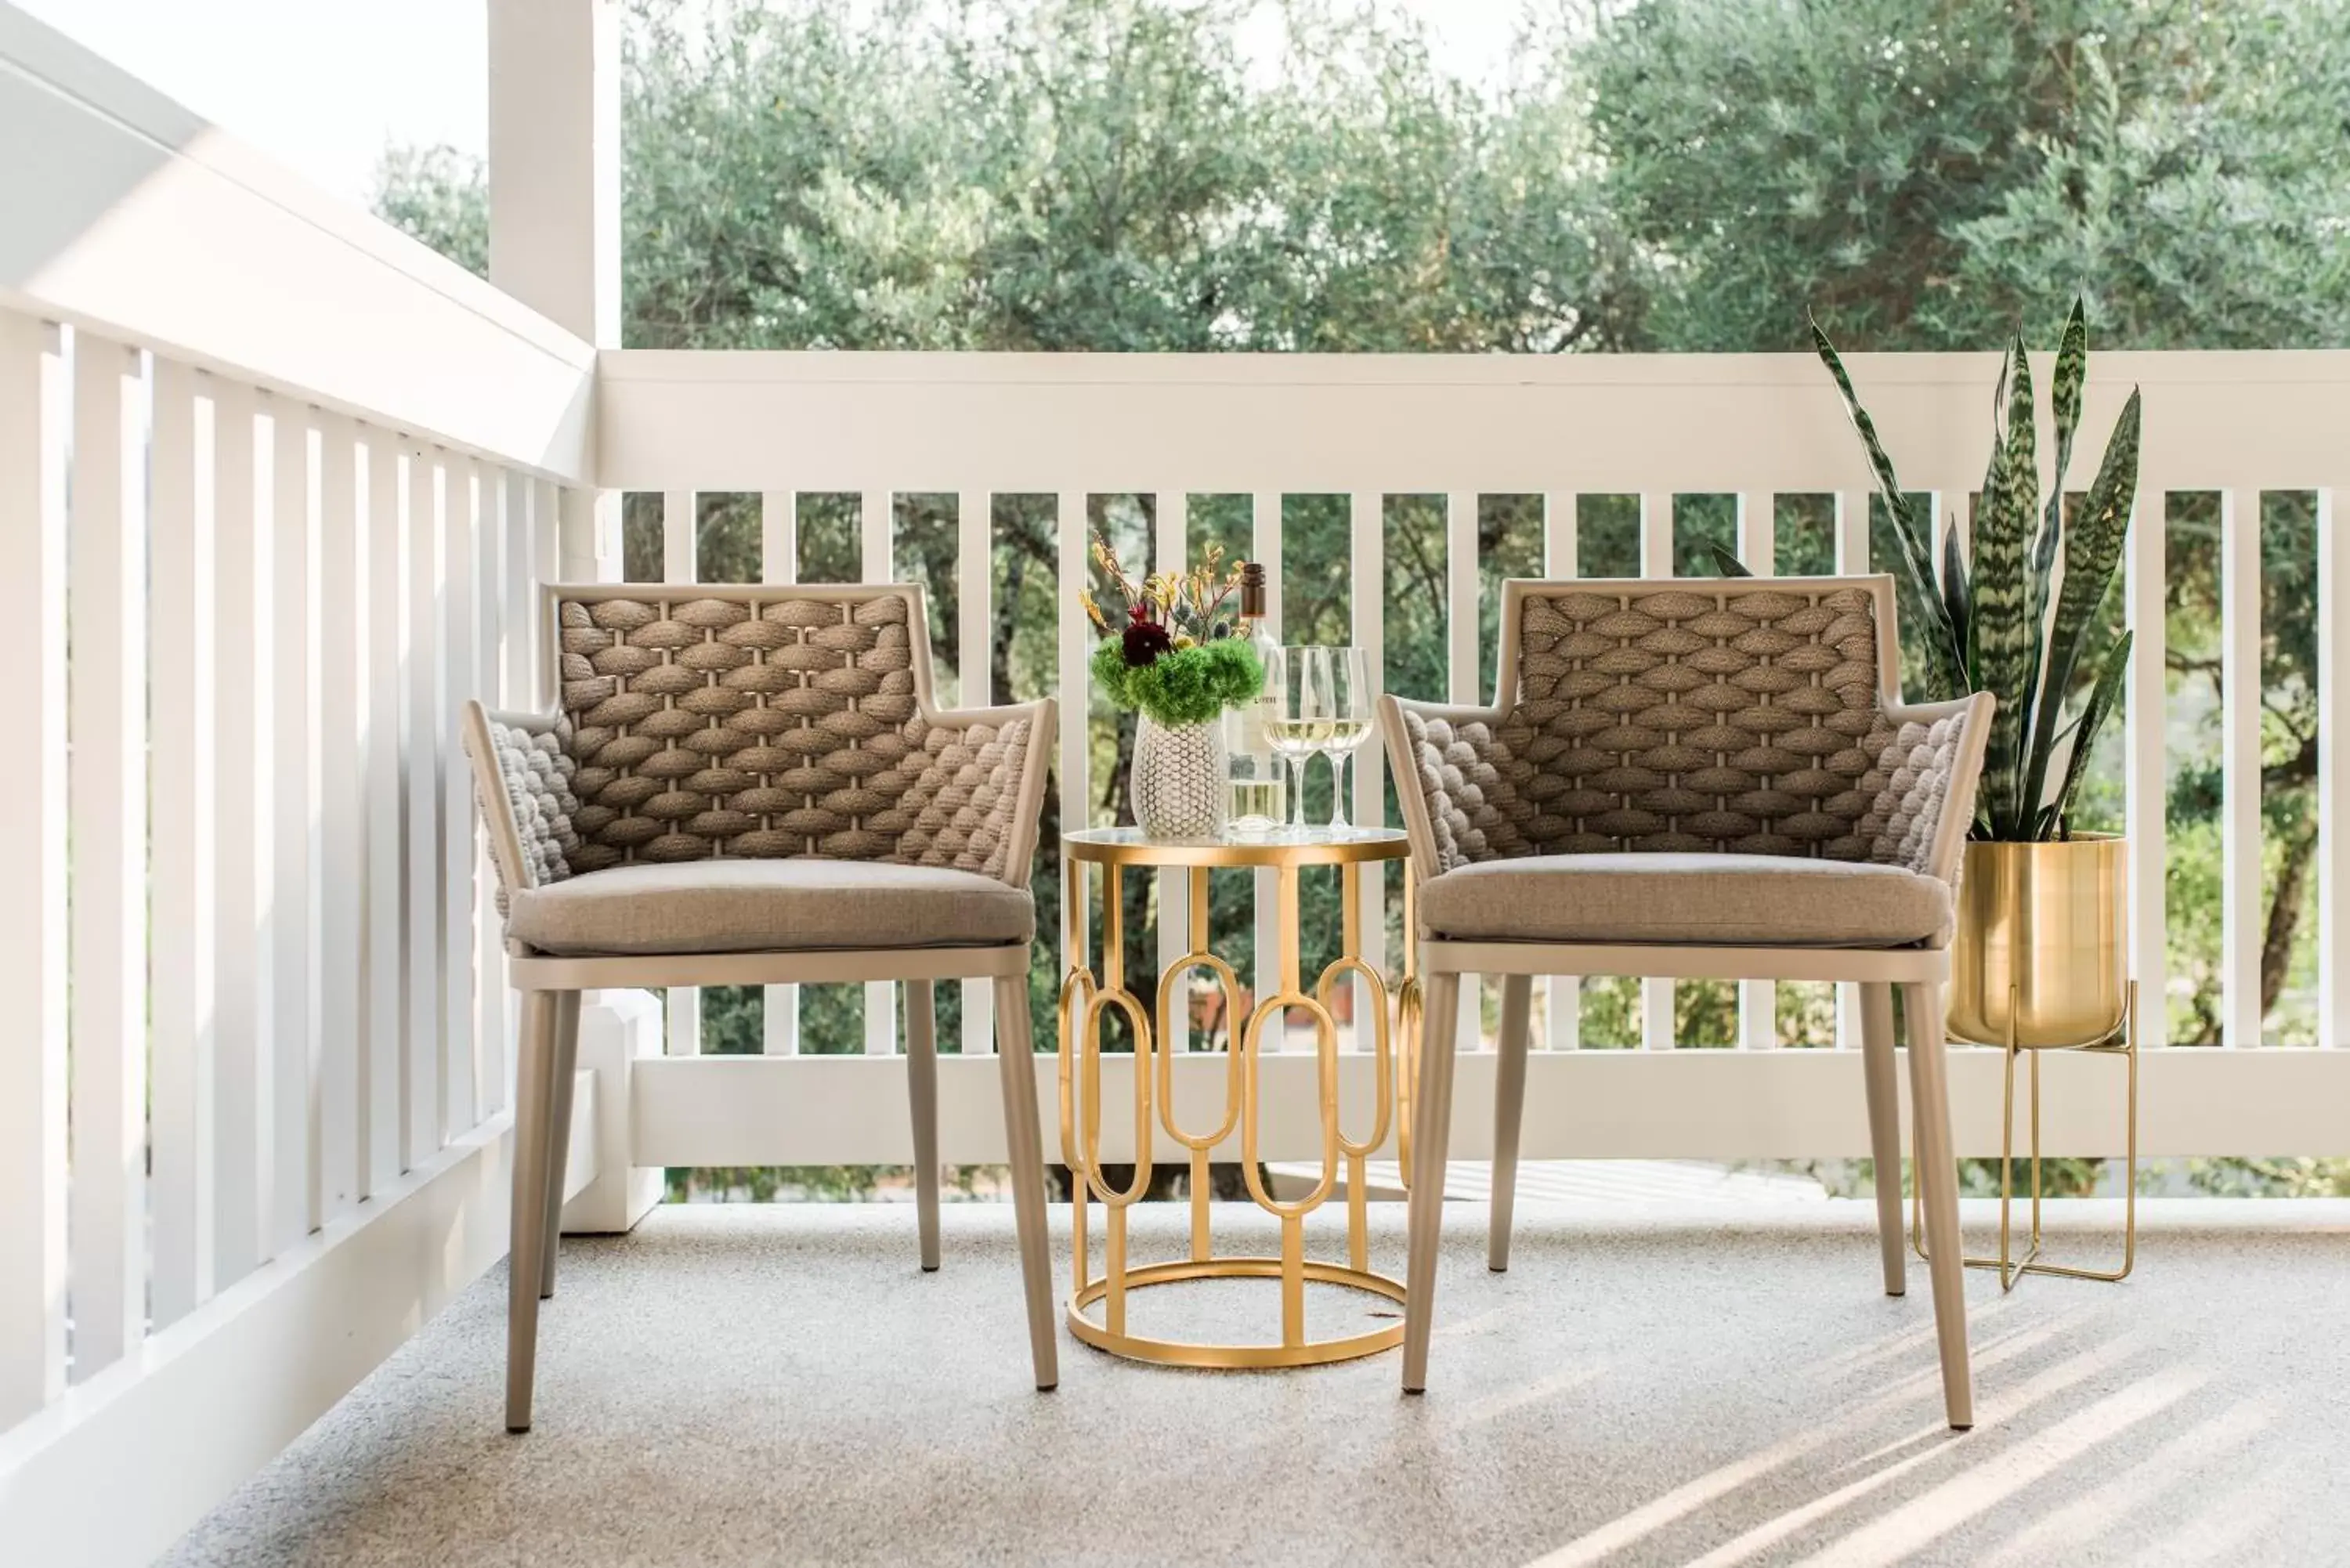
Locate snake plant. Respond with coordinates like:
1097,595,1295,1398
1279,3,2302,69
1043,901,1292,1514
1709,299,2142,842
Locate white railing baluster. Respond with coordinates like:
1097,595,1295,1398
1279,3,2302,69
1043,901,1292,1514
68,331,149,1381
439,456,478,1138
760,490,800,1056
150,358,215,1328
1541,491,1581,1052
479,470,518,1114
533,479,562,699
1154,490,1189,1039
963,486,997,1055
1638,490,1675,1050
861,487,896,1056
269,396,320,1247
660,488,702,1057
1833,489,1871,1050
404,450,446,1164
1349,489,1386,1049
1253,491,1283,1038
2320,486,2350,1051
362,428,405,1191
1736,490,1778,1050
2124,484,2168,1051
501,471,533,714
212,378,269,1287
2221,487,2264,1047
0,313,70,1422
317,420,364,1219
1445,490,1481,1051
1058,490,1091,1035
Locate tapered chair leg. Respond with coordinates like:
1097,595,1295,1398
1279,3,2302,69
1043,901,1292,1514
1488,973,1533,1272
507,989,561,1433
906,979,942,1272
1856,981,1906,1297
994,971,1059,1390
539,989,581,1300
1402,970,1463,1393
1901,980,1974,1430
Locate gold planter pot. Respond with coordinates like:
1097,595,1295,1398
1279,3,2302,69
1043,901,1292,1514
1921,833,2137,1288
1947,834,2128,1050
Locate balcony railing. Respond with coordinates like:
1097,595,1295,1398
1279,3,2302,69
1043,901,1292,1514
3,8,2348,1564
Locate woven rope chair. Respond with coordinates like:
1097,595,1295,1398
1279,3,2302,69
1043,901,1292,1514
1379,575,1994,1429
464,583,1058,1431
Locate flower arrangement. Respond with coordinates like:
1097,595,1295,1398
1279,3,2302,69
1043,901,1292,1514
1082,535,1264,727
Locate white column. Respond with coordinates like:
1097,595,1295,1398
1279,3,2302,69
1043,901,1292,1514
487,0,620,347
490,0,650,1234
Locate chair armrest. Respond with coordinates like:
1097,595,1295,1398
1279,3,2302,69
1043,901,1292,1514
900,696,1058,888
459,701,581,917
1869,691,1997,887
1378,692,1524,885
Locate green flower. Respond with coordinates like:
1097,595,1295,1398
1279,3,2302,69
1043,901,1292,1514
1092,638,1262,727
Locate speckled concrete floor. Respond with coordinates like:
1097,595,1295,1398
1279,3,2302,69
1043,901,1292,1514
163,1199,2350,1568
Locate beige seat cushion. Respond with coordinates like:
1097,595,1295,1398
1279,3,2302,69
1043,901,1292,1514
1417,853,1951,948
508,860,1033,956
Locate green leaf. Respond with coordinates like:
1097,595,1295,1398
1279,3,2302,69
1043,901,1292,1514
2017,388,2142,829
1940,514,1970,680
2012,301,2083,798
1700,539,1754,577
1970,334,2038,837
1810,315,1968,699
2046,630,2131,840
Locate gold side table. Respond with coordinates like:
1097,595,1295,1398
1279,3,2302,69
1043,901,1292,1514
1058,826,1413,1369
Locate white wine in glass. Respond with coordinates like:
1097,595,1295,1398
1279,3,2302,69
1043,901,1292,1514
1266,646,1333,833
1321,648,1374,830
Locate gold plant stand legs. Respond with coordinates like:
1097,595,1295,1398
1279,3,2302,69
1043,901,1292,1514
1911,981,2138,1290
1058,858,1408,1368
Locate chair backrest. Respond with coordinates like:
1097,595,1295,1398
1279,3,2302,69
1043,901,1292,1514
1479,574,1909,860
542,582,1035,876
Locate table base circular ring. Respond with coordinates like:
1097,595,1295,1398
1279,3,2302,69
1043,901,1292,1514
1065,1257,1408,1369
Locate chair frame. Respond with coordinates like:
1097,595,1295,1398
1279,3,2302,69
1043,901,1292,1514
466,582,1060,1432
1379,576,1995,1429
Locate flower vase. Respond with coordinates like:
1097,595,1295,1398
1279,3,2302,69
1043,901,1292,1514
1130,714,1227,840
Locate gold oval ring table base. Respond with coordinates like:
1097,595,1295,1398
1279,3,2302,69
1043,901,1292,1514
1058,827,1415,1371
1065,1257,1408,1369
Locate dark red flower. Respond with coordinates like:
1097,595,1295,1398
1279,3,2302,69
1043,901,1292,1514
1121,608,1173,667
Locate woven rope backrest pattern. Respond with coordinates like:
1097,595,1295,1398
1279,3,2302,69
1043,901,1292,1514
1403,584,1922,870
1502,585,1898,856
553,591,1026,876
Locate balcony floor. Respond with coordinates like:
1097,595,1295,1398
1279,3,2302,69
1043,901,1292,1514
164,1198,2350,1568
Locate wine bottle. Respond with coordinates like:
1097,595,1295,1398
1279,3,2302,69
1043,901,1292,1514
1223,562,1286,835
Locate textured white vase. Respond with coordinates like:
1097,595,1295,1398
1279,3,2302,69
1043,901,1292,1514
1130,714,1228,839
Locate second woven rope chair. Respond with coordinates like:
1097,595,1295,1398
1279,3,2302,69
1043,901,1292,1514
1380,575,1994,1429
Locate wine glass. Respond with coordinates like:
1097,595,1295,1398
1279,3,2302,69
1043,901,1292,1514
1321,647,1373,832
1265,646,1333,834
